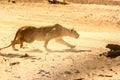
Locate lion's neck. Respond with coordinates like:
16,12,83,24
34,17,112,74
61,28,71,37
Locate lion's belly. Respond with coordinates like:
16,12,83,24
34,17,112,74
33,32,46,41
35,36,45,41
22,31,46,43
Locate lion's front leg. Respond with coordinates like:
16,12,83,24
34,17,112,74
44,37,52,51
56,38,76,49
44,40,50,51
44,30,60,51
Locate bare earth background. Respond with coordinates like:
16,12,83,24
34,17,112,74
0,1,120,80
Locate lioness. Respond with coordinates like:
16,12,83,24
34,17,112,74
0,24,79,51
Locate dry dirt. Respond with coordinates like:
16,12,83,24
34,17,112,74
0,1,120,80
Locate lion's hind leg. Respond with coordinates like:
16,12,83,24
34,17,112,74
44,37,52,51
20,39,24,48
11,39,21,51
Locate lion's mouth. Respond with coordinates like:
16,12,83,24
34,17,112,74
76,35,79,39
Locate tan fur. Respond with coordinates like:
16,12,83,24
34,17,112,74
0,24,79,51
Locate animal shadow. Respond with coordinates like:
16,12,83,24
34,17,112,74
26,49,43,53
49,48,92,53
0,52,35,59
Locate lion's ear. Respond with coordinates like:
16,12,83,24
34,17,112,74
70,28,74,32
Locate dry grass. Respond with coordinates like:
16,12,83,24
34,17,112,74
0,1,120,32
67,0,120,5
1,0,120,5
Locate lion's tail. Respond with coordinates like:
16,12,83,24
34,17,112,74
0,43,12,50
0,29,21,50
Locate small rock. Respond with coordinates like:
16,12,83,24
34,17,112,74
14,76,21,78
20,53,29,58
3,58,9,61
38,70,51,78
109,68,113,71
9,62,20,66
74,78,85,80
64,71,72,74
74,69,80,74
98,74,112,77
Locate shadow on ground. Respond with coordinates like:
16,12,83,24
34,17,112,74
48,48,92,53
0,48,91,59
25,48,92,53
0,52,36,59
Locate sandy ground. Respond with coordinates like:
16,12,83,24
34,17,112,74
0,1,120,80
